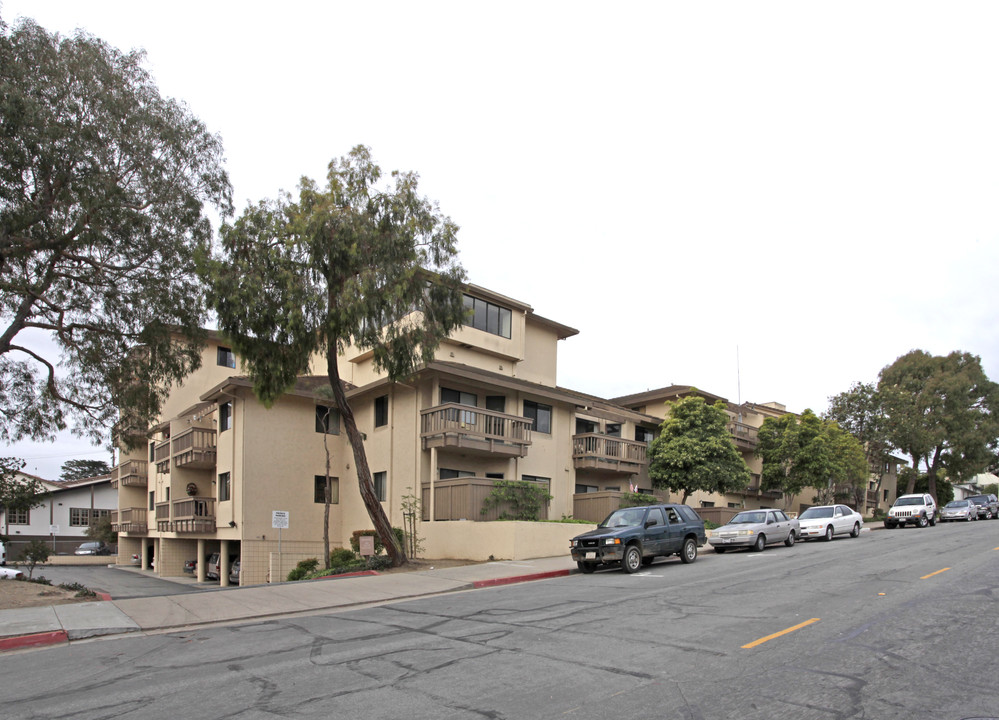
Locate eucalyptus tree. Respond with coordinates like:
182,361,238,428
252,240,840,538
0,17,232,446
200,146,467,566
647,395,751,504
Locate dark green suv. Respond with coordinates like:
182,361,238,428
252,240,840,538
570,504,707,573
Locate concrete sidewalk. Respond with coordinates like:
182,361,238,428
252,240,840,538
0,556,577,652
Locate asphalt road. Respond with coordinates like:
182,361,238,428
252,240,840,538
2,520,998,720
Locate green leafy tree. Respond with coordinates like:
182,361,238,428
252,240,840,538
878,350,999,500
821,421,870,507
200,146,466,566
84,513,117,546
648,396,751,504
60,459,111,482
0,17,232,447
20,538,50,579
0,457,47,514
825,381,893,503
756,409,829,507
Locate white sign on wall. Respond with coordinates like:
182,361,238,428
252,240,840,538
272,511,289,529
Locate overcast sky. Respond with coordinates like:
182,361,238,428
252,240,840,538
4,1,999,479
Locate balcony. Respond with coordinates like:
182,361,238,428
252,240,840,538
172,427,217,469
421,477,550,521
728,421,759,450
571,489,669,523
155,497,216,533
110,507,148,534
731,477,782,499
572,434,648,474
421,404,532,458
111,459,148,489
154,439,171,474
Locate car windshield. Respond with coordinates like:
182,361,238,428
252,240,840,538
730,511,765,524
945,500,968,508
893,496,924,506
599,508,646,528
799,507,833,519
967,497,987,504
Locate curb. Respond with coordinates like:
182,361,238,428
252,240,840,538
0,630,68,652
472,569,570,588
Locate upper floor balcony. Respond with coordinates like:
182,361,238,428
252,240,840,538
111,459,148,489
155,497,216,533
572,434,648,474
110,507,148,534
728,421,759,450
171,426,217,469
154,439,171,474
421,404,532,458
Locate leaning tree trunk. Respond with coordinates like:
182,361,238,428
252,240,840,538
326,352,406,566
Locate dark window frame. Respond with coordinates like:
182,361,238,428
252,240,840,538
218,471,231,502
373,471,387,502
463,294,512,338
316,405,340,435
219,402,232,432
314,475,340,504
374,395,389,428
217,346,236,369
523,400,552,434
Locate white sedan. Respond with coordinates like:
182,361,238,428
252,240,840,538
1,567,24,579
797,504,863,541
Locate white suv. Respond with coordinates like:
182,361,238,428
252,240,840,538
885,493,937,529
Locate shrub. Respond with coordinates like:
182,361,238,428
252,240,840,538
349,528,405,555
20,538,51,579
480,480,553,521
619,492,657,508
286,558,320,582
329,548,357,566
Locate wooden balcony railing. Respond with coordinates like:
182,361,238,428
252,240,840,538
728,421,759,449
421,477,549,521
154,439,171,474
155,497,216,533
421,404,532,458
572,434,648,473
111,459,148,489
111,507,148,533
571,489,669,523
171,426,217,469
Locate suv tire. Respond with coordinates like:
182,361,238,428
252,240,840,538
917,514,929,528
622,545,643,574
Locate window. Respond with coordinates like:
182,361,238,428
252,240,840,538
666,508,680,524
485,472,504,479
218,472,231,502
440,468,474,479
70,508,111,527
441,388,477,406
219,402,232,432
485,395,506,412
8,507,29,524
149,442,155,462
314,475,340,504
373,471,387,502
463,294,512,338
647,508,666,527
700,501,715,508
635,427,654,444
523,400,552,434
149,491,155,511
374,395,389,428
605,423,622,438
576,419,596,434
678,506,701,523
575,484,598,494
165,487,170,501
217,346,236,369
316,405,340,434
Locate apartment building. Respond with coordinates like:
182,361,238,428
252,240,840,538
114,282,843,586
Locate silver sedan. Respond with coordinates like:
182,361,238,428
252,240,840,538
708,509,799,553
939,499,976,522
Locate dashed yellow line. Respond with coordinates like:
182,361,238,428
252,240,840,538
742,618,820,649
920,568,950,579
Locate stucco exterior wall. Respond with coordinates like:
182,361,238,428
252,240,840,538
420,520,594,561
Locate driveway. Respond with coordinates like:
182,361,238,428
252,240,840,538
25,565,208,599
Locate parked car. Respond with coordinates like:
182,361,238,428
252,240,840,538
74,541,111,556
797,505,863,541
570,504,706,573
884,493,937,528
965,493,998,520
1,567,23,580
183,559,197,574
708,508,799,553
939,499,977,522
206,553,238,580
0,539,6,566
229,558,241,585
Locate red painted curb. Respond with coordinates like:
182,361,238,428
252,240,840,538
472,569,570,589
96,592,112,601
0,630,68,652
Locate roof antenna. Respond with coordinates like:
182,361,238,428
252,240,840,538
737,345,742,422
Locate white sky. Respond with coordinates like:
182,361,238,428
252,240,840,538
4,1,999,479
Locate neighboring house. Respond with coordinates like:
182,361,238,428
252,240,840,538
111,283,802,586
0,472,116,558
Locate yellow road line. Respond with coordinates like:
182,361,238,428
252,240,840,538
920,568,950,579
742,618,820,649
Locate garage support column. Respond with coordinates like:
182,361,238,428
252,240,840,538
141,542,150,570
196,539,206,583
220,539,230,587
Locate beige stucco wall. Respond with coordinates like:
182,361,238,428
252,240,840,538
420,520,594,561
